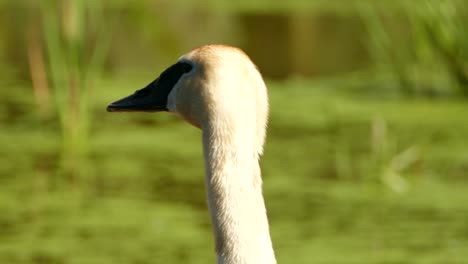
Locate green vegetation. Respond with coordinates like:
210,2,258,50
1,75,467,263
0,0,467,263
39,0,112,179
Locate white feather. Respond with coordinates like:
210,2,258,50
168,45,275,264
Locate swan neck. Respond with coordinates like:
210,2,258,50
202,125,276,264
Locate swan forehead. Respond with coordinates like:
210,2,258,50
180,45,251,69
174,44,262,100
175,46,263,104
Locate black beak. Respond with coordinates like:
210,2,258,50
107,62,192,112
107,78,168,112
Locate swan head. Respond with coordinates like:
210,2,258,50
107,44,268,133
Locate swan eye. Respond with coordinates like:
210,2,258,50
181,62,193,73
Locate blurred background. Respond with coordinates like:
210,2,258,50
1,0,468,263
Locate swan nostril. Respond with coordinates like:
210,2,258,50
135,87,152,97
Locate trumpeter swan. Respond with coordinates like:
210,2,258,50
107,44,276,264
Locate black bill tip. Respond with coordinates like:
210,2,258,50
106,103,124,112
106,93,145,112
106,95,167,112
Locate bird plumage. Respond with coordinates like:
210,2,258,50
108,44,276,264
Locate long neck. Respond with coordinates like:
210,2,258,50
202,121,276,264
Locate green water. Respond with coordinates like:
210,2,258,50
1,77,467,263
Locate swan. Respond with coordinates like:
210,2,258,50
107,44,276,264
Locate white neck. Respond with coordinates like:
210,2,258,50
202,121,276,264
